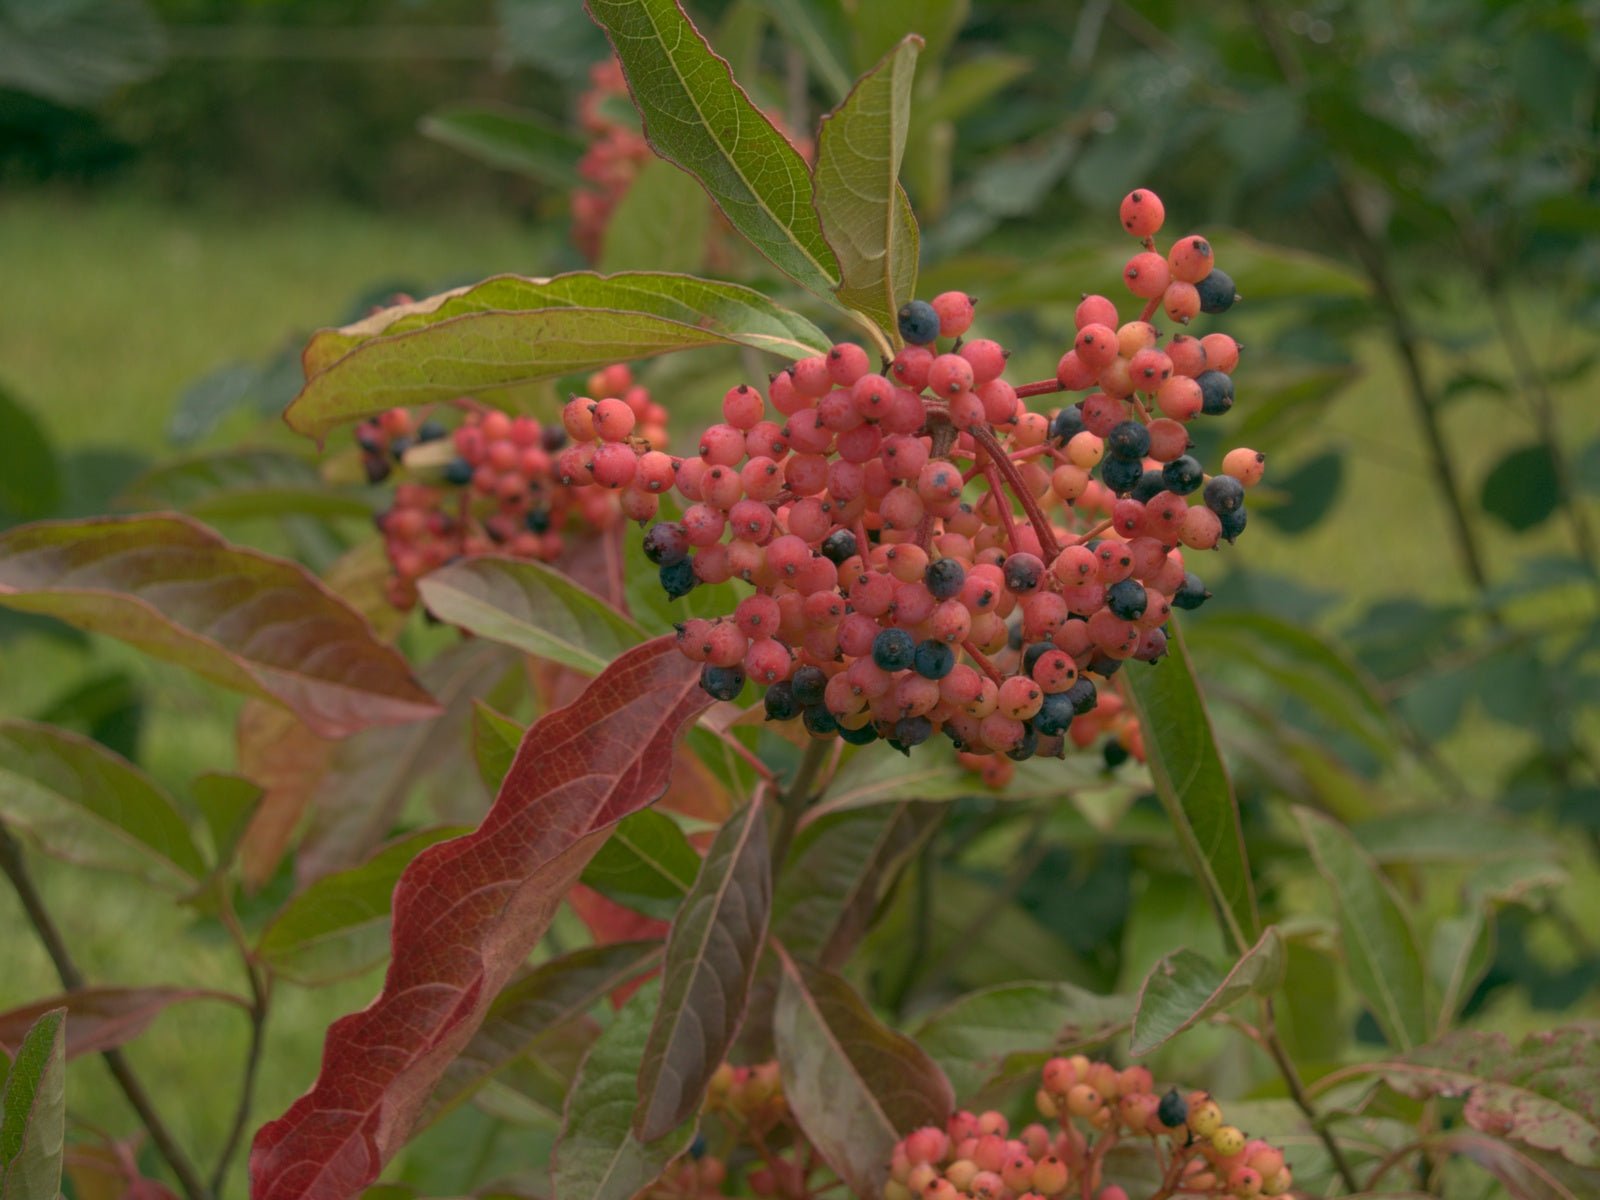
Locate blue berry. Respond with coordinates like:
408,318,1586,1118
893,716,933,747
1065,676,1098,715
1106,420,1151,461
1157,1088,1188,1128
1161,455,1204,495
897,300,941,346
659,559,696,599
821,528,858,565
913,640,955,679
1007,724,1039,761
1106,578,1148,620
1050,406,1086,444
1103,739,1129,768
700,663,744,701
1203,474,1245,514
1034,691,1075,736
1131,469,1167,502
1099,455,1145,495
525,509,551,533
1172,572,1211,610
1219,506,1248,542
1002,553,1045,594
417,419,448,443
839,722,878,746
1196,269,1237,314
643,521,689,565
802,704,839,737
791,665,828,707
925,557,966,600
764,681,799,721
873,628,916,671
1197,370,1234,416
444,457,474,486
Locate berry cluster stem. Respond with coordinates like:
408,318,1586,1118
1015,378,1067,399
969,424,1062,560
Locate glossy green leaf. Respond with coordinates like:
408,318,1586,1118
598,158,712,275
118,449,376,521
0,516,439,738
1481,444,1560,531
418,556,646,677
1129,927,1284,1057
291,273,829,441
0,384,60,523
582,809,700,920
471,702,524,794
911,982,1133,1099
1122,619,1259,954
0,719,204,888
585,0,840,297
419,102,583,185
0,1008,64,1200
748,0,851,99
813,35,922,344
636,800,770,1140
553,979,696,1200
775,958,953,1198
1295,806,1430,1050
257,827,465,985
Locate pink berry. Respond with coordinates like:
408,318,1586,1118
1119,188,1164,238
932,292,977,338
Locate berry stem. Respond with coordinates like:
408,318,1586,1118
971,424,1063,560
1138,295,1161,323
768,738,832,874
1016,378,1067,399
982,465,1021,551
961,641,1005,685
1068,517,1114,546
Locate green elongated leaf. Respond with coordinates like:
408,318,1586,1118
813,36,921,345
0,1008,65,1200
191,771,262,873
584,0,840,298
774,957,953,1199
636,800,770,1140
256,827,465,985
1122,618,1259,954
423,941,663,1128
918,54,1031,126
1129,926,1284,1057
1353,810,1562,864
0,987,242,1061
0,719,204,888
419,102,584,185
582,810,700,919
471,702,525,794
1430,912,1493,1035
419,556,646,676
1295,806,1430,1051
911,982,1133,1100
599,158,712,275
117,449,376,521
1427,1130,1600,1200
749,0,851,99
0,516,439,738
291,273,830,442
0,384,60,523
553,979,696,1200
804,741,1103,817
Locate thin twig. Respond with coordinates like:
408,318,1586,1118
971,424,1062,560
1258,997,1362,1194
211,902,272,1193
769,739,832,874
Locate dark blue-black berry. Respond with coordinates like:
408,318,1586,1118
1087,652,1123,678
1197,370,1234,416
873,627,916,671
820,528,858,565
700,663,744,701
1065,676,1099,715
525,509,551,534
443,457,474,486
791,665,828,707
1203,474,1245,515
541,425,568,452
1100,455,1145,495
913,639,955,680
417,419,447,443
643,521,689,565
689,1134,708,1160
659,559,696,599
1106,420,1151,461
925,557,966,600
1106,578,1148,620
1049,405,1086,445
1172,572,1211,611
388,435,414,460
1022,641,1056,674
1007,723,1039,761
1162,455,1205,495
356,429,382,454
1219,506,1248,542
802,704,838,737
1103,739,1130,768
1131,469,1167,502
1034,691,1076,736
893,716,933,748
839,721,877,746
1002,554,1044,594
763,681,799,721
1157,1088,1188,1128
1196,269,1238,314
897,299,941,346
363,454,391,484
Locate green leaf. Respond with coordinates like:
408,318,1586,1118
1129,927,1284,1057
911,982,1133,1100
852,0,965,74
598,158,712,275
117,449,376,521
291,273,830,441
584,0,840,298
256,827,465,985
1254,450,1344,534
1481,444,1560,531
0,384,60,523
581,809,701,919
424,941,663,1128
636,800,770,1140
553,979,697,1200
917,54,1031,126
0,719,205,888
1122,618,1259,954
190,771,262,873
1429,912,1493,1035
775,957,952,1198
812,35,922,343
0,0,165,108
419,102,583,186
748,0,852,99
1352,810,1562,865
471,702,525,794
1294,806,1430,1051
0,1008,65,1200
418,556,646,676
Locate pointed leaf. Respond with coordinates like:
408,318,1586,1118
584,0,840,298
418,556,646,677
0,1009,65,1200
0,384,60,523
813,36,921,343
192,772,262,873
1129,927,1284,1057
774,958,952,1199
1425,1131,1599,1199
118,449,376,521
636,801,771,1140
471,703,525,794
554,979,695,1200
748,0,851,99
1430,912,1493,1034
0,719,204,888
424,941,663,1128
1295,806,1430,1050
1121,618,1259,954
249,638,711,1200
0,988,242,1061
598,158,711,275
234,701,338,890
419,103,583,185
0,516,438,738
581,810,700,920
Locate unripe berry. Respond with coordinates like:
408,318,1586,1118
592,396,635,440
998,675,1044,720
1188,1099,1223,1138
1119,188,1164,238
1066,1084,1102,1118
826,341,871,386
1201,332,1241,372
1262,1168,1293,1197
1055,350,1097,391
960,338,1007,384
1228,1166,1263,1199
932,292,977,337
902,1126,950,1166
1074,324,1118,371
1162,280,1200,323
1155,376,1203,422
928,353,975,397
1223,447,1266,486
1167,234,1215,284
562,397,598,441
1211,1125,1247,1158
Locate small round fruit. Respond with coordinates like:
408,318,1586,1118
1119,189,1165,239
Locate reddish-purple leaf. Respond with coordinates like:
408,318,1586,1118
0,988,244,1061
235,701,337,891
0,516,438,738
249,638,710,1200
635,799,770,1140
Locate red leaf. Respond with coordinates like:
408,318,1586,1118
65,1138,181,1200
0,515,438,737
0,987,244,1060
235,701,337,891
249,637,710,1200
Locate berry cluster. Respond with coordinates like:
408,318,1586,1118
617,190,1262,760
573,58,654,262
359,364,669,610
888,1057,1292,1200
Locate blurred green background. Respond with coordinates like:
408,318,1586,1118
1,0,1597,1195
